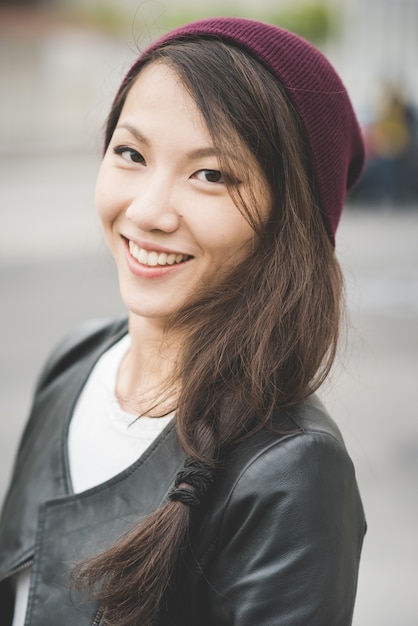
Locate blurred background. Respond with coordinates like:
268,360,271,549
0,0,417,624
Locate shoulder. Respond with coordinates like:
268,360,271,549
215,396,364,534
35,316,129,392
191,398,365,625
200,396,365,575
226,395,351,489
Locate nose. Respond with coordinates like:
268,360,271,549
125,175,181,233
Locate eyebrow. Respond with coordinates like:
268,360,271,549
115,123,220,161
116,123,149,145
186,147,218,160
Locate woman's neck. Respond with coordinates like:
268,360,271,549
115,314,181,416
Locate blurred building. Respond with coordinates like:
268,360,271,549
330,0,418,121
1,0,418,157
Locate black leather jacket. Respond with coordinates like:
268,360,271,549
0,318,366,625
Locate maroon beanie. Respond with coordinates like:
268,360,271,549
117,18,365,245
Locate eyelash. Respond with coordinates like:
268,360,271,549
194,169,224,184
113,145,144,163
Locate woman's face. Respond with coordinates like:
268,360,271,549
96,61,270,326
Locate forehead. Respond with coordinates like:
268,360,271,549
121,61,207,131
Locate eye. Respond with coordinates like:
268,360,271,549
194,169,224,184
113,145,145,164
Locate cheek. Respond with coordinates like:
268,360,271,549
196,208,256,264
217,206,261,265
95,167,116,225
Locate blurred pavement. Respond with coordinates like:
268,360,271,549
1,149,417,626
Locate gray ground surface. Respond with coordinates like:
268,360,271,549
1,156,418,626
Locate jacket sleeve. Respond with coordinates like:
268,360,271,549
201,431,366,626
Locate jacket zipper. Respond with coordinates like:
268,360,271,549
92,606,104,626
0,558,33,584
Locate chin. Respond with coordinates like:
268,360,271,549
122,297,180,323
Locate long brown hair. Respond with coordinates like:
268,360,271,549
76,38,344,625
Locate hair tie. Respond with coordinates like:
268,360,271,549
168,457,214,507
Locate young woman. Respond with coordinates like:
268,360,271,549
0,17,366,626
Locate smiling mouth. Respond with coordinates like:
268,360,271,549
128,240,192,267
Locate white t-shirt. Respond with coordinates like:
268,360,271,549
12,334,173,626
68,333,173,492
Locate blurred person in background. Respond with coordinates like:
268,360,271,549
354,83,418,205
0,17,366,626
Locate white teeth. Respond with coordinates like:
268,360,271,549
128,241,189,267
148,251,158,266
138,248,148,264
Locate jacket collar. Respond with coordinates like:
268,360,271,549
0,318,184,581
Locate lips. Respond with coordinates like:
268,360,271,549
128,240,192,267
